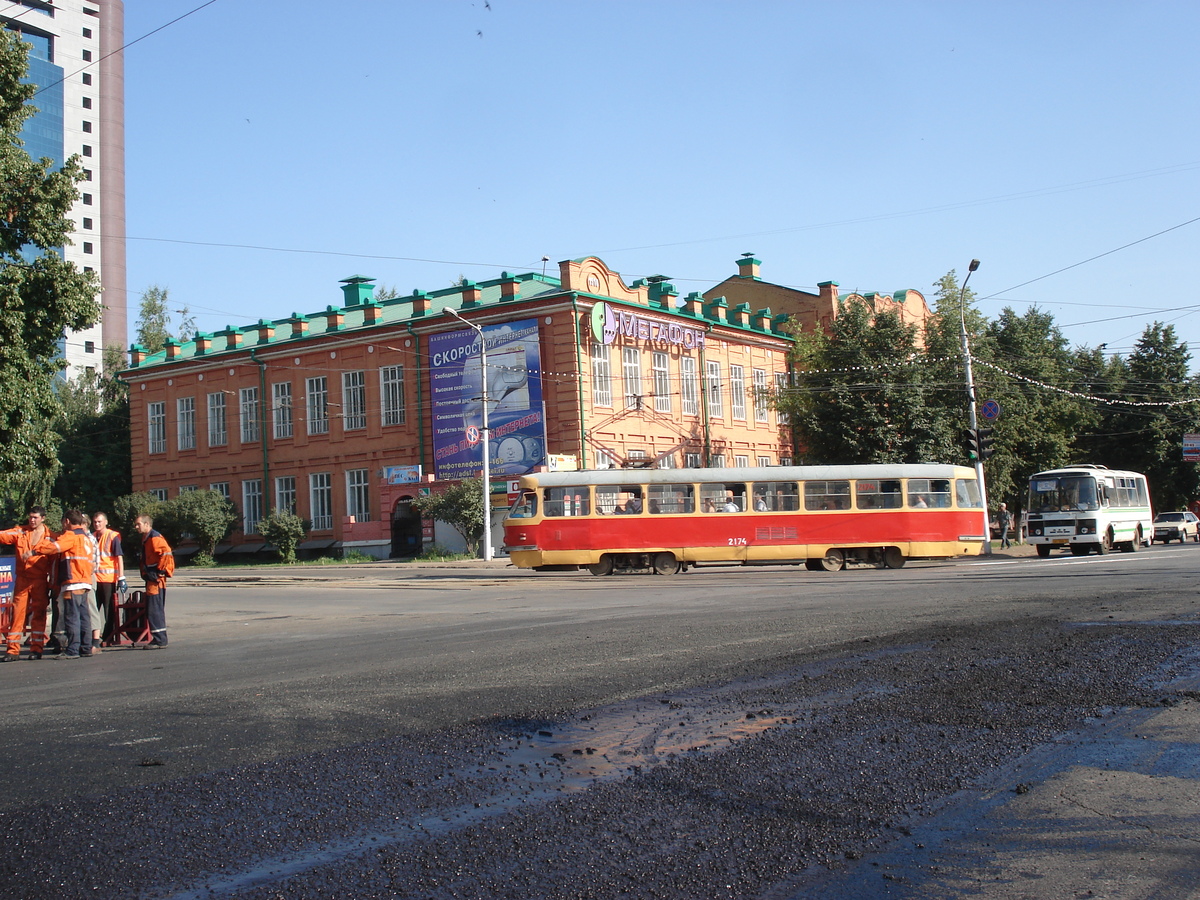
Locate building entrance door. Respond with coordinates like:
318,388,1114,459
390,497,423,558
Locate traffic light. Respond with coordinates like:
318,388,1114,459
976,427,995,460
963,428,980,460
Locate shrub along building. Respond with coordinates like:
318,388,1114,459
122,256,931,558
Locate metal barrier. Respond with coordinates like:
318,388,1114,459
110,587,152,646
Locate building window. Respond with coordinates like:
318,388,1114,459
595,449,616,470
242,480,263,535
730,365,746,421
758,455,772,467
380,365,405,426
239,387,260,444
681,356,699,416
622,347,642,410
306,376,329,435
657,453,677,468
82,242,92,253
272,381,293,439
346,468,371,522
82,49,92,61
82,97,91,109
179,485,197,494
84,340,94,353
207,392,227,447
780,456,793,467
209,482,230,500
82,217,92,229
82,120,91,133
82,193,91,205
753,369,769,423
82,169,91,181
591,343,612,408
176,396,195,451
149,488,168,502
652,351,671,413
81,143,91,155
775,372,790,425
685,452,702,468
147,402,165,454
734,455,749,468
275,476,297,514
706,361,723,419
711,454,726,468
81,49,91,61
342,370,366,430
309,473,333,530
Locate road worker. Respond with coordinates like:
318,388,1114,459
0,507,56,661
44,510,98,659
133,515,174,648
91,512,126,646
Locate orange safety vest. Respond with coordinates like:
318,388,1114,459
0,524,54,579
94,528,123,583
51,528,96,588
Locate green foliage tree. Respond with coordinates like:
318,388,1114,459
0,27,101,503
411,479,485,556
161,489,238,557
52,367,131,513
111,491,167,540
134,285,173,353
258,510,307,564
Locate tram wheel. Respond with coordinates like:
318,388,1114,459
588,556,614,577
652,552,680,576
818,549,844,572
882,547,906,569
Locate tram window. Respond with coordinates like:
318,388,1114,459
598,485,643,515
907,478,951,508
648,484,694,514
804,480,851,511
508,490,537,518
955,479,983,508
855,479,902,510
751,481,799,511
543,486,589,517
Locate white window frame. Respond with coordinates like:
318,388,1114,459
275,475,297,514
176,397,195,451
342,371,367,431
207,392,227,447
306,376,329,435
309,473,333,530
209,481,230,500
239,387,260,444
591,343,612,408
730,365,746,420
775,372,790,425
758,455,772,467
753,369,769,423
622,347,643,410
242,479,263,534
652,351,671,413
595,449,616,470
734,455,749,468
681,356,699,417
684,452,702,468
380,365,406,426
711,453,726,468
706,361,724,419
147,402,166,454
272,381,293,439
346,468,371,521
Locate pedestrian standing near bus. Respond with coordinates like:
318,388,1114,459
91,512,125,646
134,515,174,648
44,510,98,659
0,507,55,661
998,502,1014,549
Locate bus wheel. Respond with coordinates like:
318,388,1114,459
882,547,906,569
1036,545,1052,557
818,549,844,572
588,556,614,577
652,552,680,576
1096,530,1113,554
1122,530,1141,553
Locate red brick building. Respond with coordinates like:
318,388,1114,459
122,255,929,558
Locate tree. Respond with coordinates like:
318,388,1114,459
134,285,172,353
52,367,132,513
258,510,306,564
411,479,485,556
0,27,101,497
161,489,238,558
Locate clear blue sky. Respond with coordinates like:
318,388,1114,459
124,1,1200,363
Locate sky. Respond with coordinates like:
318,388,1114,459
122,1,1200,363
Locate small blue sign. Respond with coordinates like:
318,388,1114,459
981,399,1000,420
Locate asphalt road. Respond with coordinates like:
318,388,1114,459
1,544,1198,898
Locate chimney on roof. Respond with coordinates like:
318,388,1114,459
499,271,520,301
340,275,375,307
737,253,761,280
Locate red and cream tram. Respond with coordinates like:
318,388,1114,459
503,464,986,574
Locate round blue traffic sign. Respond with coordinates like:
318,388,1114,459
981,399,1000,420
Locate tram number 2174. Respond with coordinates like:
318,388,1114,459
727,536,748,546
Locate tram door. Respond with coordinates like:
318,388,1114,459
390,496,423,558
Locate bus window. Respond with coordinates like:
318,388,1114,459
599,486,643,515
907,478,951,508
856,479,902,510
751,481,799,511
543,486,589,517
805,480,850,511
955,479,983,508
508,490,537,518
648,484,694,514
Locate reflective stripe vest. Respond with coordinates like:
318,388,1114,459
94,528,123,583
52,528,96,588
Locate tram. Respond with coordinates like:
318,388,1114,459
502,464,986,574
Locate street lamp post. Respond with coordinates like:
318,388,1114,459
957,259,991,553
446,308,493,561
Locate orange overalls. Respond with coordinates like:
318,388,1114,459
0,524,55,656
140,530,173,646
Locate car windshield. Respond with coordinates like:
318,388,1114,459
1156,513,1184,522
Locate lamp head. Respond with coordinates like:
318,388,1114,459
968,259,980,272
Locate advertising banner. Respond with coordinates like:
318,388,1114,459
0,557,13,636
429,318,545,480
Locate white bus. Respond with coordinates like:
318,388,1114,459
1025,465,1152,557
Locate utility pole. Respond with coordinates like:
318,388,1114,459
957,259,991,553
446,308,493,561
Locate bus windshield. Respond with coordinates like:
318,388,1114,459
1029,475,1100,512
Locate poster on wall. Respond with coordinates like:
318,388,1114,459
429,318,546,481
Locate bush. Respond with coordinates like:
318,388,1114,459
258,510,306,564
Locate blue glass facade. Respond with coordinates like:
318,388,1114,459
22,54,64,168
